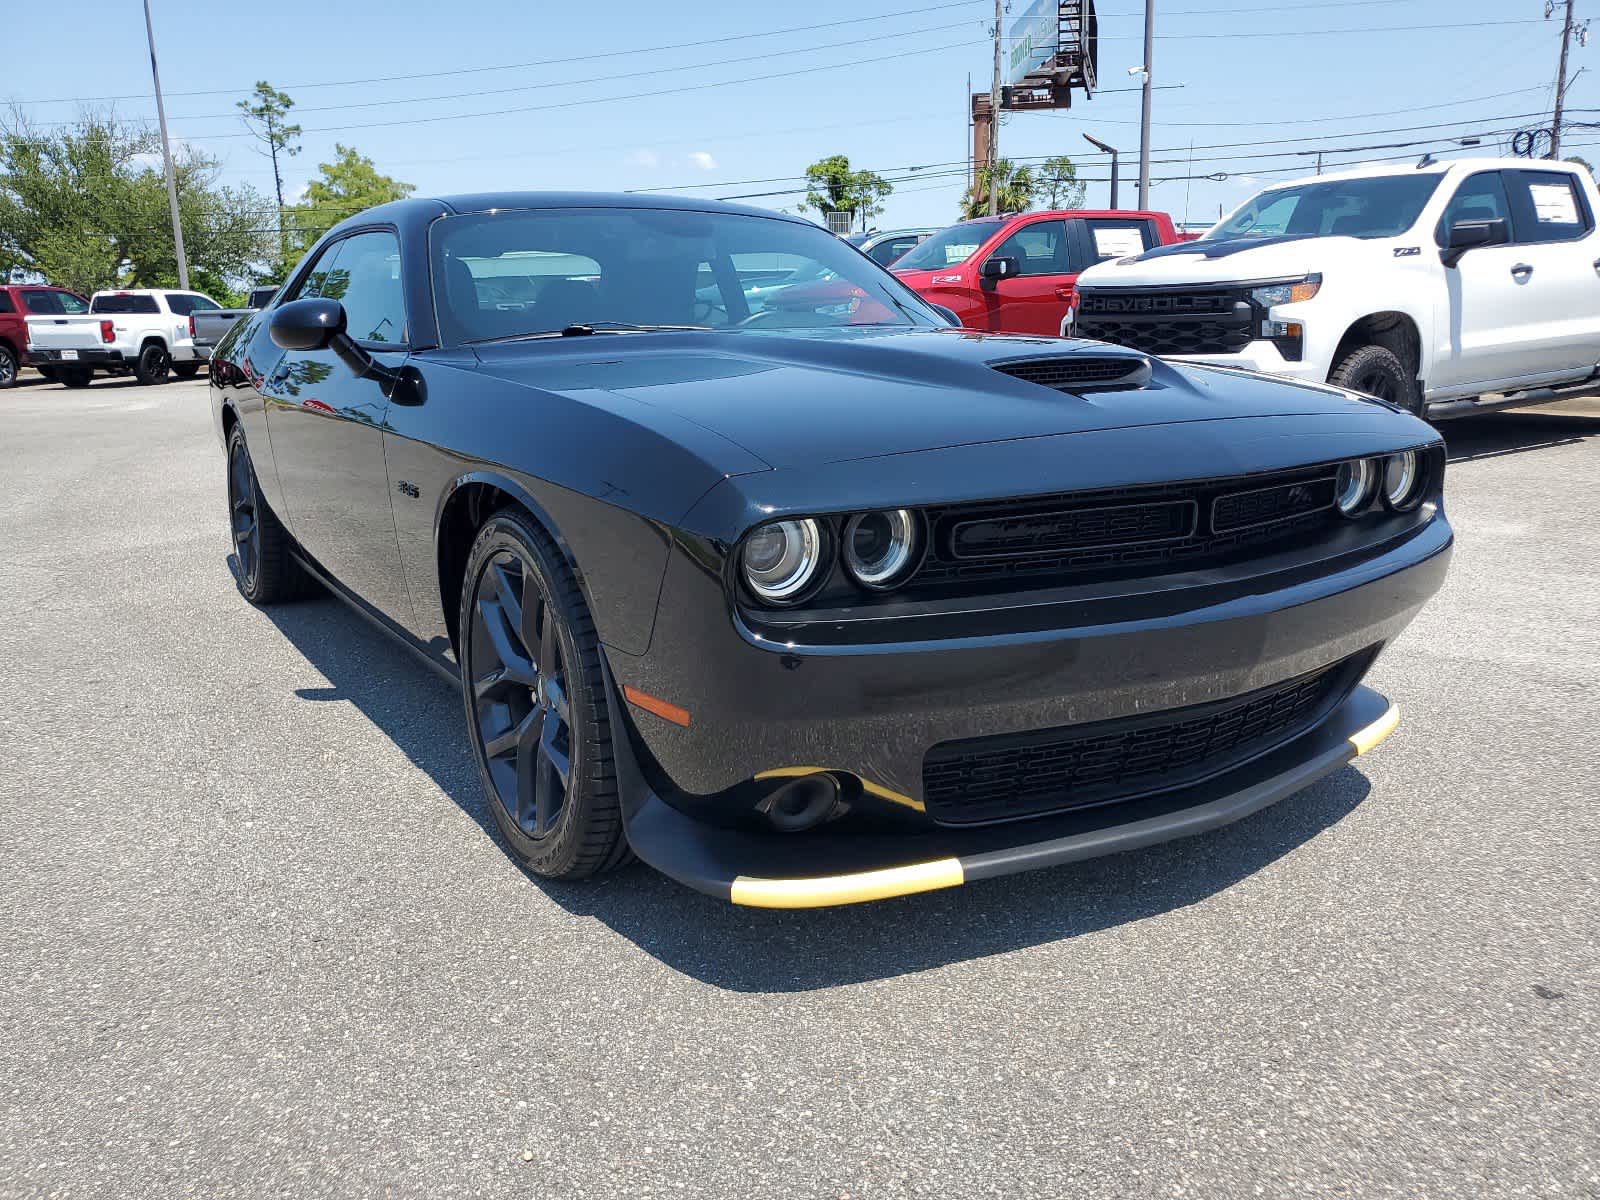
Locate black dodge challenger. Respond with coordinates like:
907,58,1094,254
210,193,1452,908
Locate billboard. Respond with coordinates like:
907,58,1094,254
1007,0,1060,86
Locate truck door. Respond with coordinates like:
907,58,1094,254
1498,167,1600,379
975,218,1071,336
262,229,415,628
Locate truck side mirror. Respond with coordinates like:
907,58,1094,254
980,256,1019,283
1440,218,1508,268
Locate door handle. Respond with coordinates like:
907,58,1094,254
1511,263,1534,280
1592,257,1600,276
1054,286,1075,300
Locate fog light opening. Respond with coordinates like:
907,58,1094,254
757,773,842,833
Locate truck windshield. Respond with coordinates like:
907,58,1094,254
893,219,1006,270
1207,174,1444,241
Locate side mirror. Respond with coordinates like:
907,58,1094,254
928,303,962,327
980,256,1019,284
269,296,404,395
269,297,344,351
1440,218,1508,268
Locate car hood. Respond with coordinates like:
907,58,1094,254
468,327,1380,471
1076,236,1345,287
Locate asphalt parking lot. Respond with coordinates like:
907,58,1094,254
2,370,1597,1198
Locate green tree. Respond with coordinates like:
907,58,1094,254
961,159,1036,220
0,113,272,298
798,154,893,230
283,144,415,259
1037,155,1086,210
236,81,301,261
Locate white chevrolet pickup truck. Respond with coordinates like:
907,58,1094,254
1073,157,1600,418
24,288,223,386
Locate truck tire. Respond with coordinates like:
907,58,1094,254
60,367,93,389
1329,344,1419,414
133,342,171,386
36,366,57,381
0,345,17,388
173,362,201,380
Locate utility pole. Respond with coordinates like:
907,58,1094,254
142,0,189,289
988,0,1003,215
1552,0,1576,158
1138,0,1154,208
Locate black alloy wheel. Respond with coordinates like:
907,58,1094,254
224,423,308,604
134,342,170,386
0,345,17,389
461,510,626,880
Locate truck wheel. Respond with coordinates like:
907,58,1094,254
60,368,93,389
0,345,17,388
36,366,57,381
133,342,171,386
1329,345,1419,414
172,362,201,380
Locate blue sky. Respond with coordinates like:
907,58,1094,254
9,0,1596,231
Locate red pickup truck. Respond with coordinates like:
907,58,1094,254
0,284,92,387
892,209,1181,336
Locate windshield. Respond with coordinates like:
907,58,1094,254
1207,174,1444,241
892,219,1006,271
430,207,942,344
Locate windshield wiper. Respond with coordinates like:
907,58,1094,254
465,321,711,345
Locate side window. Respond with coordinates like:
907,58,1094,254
320,231,407,345
189,295,222,311
20,290,63,315
0,292,14,314
1504,170,1593,244
165,293,196,316
292,241,343,303
58,293,89,314
868,237,916,266
1435,171,1512,244
1076,218,1158,269
989,220,1068,276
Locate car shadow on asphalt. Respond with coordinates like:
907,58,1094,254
250,560,1374,993
1442,409,1600,463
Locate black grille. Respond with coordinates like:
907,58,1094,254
1076,287,1255,356
993,355,1152,392
923,654,1364,824
913,464,1342,589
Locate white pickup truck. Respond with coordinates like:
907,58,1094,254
24,288,223,386
1073,157,1600,418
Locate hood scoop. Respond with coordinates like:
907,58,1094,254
992,354,1153,394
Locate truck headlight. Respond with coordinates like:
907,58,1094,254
1250,276,1321,306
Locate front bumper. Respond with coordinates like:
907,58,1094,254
1164,338,1327,383
623,686,1399,907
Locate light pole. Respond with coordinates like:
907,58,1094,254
1137,0,1154,209
142,0,189,289
1083,133,1120,210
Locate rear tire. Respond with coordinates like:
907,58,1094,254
36,365,57,382
1329,344,1420,415
459,508,629,881
173,362,201,380
133,342,170,386
0,345,17,388
60,367,92,389
227,424,310,605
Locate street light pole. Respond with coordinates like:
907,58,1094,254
988,0,1003,216
1083,133,1120,210
143,0,189,289
1138,0,1154,208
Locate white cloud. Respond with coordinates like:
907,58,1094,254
287,181,311,204
687,151,717,171
626,148,661,169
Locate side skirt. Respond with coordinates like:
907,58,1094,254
289,551,461,685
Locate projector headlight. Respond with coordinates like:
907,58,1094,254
741,518,826,604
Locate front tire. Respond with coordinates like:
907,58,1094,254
227,424,309,604
134,342,170,386
460,509,628,880
1329,344,1419,414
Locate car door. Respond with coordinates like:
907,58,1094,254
262,228,415,627
1498,167,1600,379
1431,170,1536,392
975,218,1072,335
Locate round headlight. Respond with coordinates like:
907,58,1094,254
843,508,919,589
1334,458,1377,517
741,518,825,604
1382,450,1423,511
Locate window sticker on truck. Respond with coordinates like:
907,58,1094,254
1529,182,1580,224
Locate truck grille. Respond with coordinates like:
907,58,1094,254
1075,287,1255,357
922,652,1368,825
912,463,1343,589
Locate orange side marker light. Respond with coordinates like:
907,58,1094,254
623,685,691,728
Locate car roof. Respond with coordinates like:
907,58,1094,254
345,191,815,229
1273,156,1592,189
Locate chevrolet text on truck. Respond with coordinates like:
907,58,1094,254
1073,157,1600,419
24,288,223,386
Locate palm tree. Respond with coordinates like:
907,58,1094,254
961,159,1037,220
